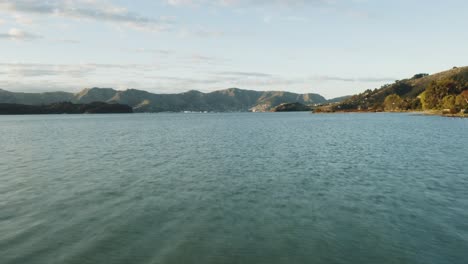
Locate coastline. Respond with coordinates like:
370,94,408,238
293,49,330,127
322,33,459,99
313,109,468,118
419,110,467,118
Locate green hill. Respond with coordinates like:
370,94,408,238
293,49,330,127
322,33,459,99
322,66,468,113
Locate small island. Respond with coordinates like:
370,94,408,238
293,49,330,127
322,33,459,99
271,102,313,112
0,102,133,115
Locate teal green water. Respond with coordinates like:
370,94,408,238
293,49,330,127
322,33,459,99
1,113,467,264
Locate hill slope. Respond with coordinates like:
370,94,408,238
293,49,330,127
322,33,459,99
0,87,329,112
271,102,312,112
324,66,468,112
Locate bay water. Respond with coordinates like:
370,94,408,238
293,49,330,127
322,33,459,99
1,113,467,264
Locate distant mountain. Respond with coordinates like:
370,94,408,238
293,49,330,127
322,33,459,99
321,66,468,113
0,87,328,112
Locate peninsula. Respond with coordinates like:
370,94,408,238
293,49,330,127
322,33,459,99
316,66,468,117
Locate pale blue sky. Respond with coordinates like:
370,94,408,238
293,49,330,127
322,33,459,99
0,0,467,98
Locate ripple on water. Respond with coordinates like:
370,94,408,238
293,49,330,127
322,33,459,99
0,113,467,264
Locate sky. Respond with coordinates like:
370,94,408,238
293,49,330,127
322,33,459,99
0,0,467,98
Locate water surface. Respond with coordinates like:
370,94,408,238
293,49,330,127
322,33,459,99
1,113,467,264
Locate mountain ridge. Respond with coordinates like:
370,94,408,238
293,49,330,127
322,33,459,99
0,87,343,112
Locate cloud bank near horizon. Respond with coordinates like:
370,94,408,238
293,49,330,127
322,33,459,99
1,0,465,97
0,62,397,98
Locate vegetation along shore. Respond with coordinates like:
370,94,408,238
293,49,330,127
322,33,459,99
315,66,468,117
0,102,133,115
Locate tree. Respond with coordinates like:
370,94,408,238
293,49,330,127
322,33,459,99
442,95,456,111
456,90,468,109
384,94,403,111
410,97,422,110
419,91,429,110
391,82,413,95
424,79,458,109
412,73,429,79
462,90,468,103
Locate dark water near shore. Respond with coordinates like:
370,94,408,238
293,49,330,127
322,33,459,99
1,113,467,264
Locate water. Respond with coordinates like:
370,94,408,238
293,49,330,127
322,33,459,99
0,113,467,264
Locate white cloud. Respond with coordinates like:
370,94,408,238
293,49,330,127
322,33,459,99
216,71,273,77
13,14,34,25
167,0,196,6
313,75,396,83
0,62,396,97
127,48,172,55
0,0,174,32
0,28,42,41
1,63,94,78
189,54,227,64
0,62,395,86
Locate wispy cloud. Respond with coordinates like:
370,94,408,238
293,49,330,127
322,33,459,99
166,0,329,8
122,49,229,67
149,71,382,90
0,28,42,41
13,13,34,25
0,62,395,96
127,48,173,55
1,63,95,78
178,27,225,38
0,0,174,32
189,54,228,64
0,63,162,78
313,75,396,83
55,39,81,44
216,71,274,77
0,63,395,83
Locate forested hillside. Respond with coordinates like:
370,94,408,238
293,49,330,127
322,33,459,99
320,66,468,114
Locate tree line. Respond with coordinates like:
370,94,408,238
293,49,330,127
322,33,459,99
384,77,468,113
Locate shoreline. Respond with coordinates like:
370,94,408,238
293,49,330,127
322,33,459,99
313,110,468,118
